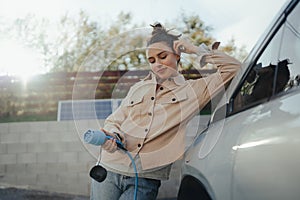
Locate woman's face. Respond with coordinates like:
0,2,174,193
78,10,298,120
146,42,180,81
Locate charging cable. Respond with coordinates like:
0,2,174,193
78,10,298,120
84,129,138,200
125,151,138,200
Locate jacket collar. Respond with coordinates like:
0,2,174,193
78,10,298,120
142,71,186,86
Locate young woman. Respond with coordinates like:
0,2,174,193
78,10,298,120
90,23,241,200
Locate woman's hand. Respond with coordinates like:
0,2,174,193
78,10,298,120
101,128,118,153
173,38,199,55
174,40,220,56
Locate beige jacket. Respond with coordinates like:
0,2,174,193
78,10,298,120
102,50,241,170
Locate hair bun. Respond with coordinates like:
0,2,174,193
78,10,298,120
150,22,163,28
150,22,166,35
147,22,181,48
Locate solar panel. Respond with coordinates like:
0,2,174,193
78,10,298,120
57,99,122,121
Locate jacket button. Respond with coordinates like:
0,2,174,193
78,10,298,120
131,101,134,104
145,128,148,132
151,97,155,100
172,98,176,101
160,87,163,90
138,144,142,148
148,112,152,116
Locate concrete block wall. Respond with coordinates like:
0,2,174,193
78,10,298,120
0,120,96,196
0,115,210,198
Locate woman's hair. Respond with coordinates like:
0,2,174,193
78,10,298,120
146,22,181,53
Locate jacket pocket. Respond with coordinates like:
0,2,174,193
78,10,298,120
126,94,145,122
158,90,188,104
126,95,144,107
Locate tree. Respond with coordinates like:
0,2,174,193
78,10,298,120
3,11,246,72
4,14,51,70
174,14,247,69
50,11,105,72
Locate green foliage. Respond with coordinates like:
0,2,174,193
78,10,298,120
50,11,105,72
0,11,247,122
2,10,246,73
181,14,214,46
0,113,56,123
221,38,248,62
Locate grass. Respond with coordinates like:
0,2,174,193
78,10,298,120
0,115,56,123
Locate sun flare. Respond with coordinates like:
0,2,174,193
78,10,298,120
0,38,44,82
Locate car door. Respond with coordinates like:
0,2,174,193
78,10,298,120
226,1,300,200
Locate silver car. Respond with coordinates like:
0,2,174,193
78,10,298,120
178,0,300,199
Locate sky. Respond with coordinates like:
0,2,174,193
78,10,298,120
0,0,287,78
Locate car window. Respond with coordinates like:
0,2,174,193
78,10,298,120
279,2,300,90
231,25,284,113
230,2,299,114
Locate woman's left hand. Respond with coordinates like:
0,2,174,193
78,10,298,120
173,38,199,55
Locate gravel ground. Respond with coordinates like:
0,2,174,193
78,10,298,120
0,187,176,200
0,187,89,200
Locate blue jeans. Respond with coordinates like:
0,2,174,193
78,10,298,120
90,171,161,200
